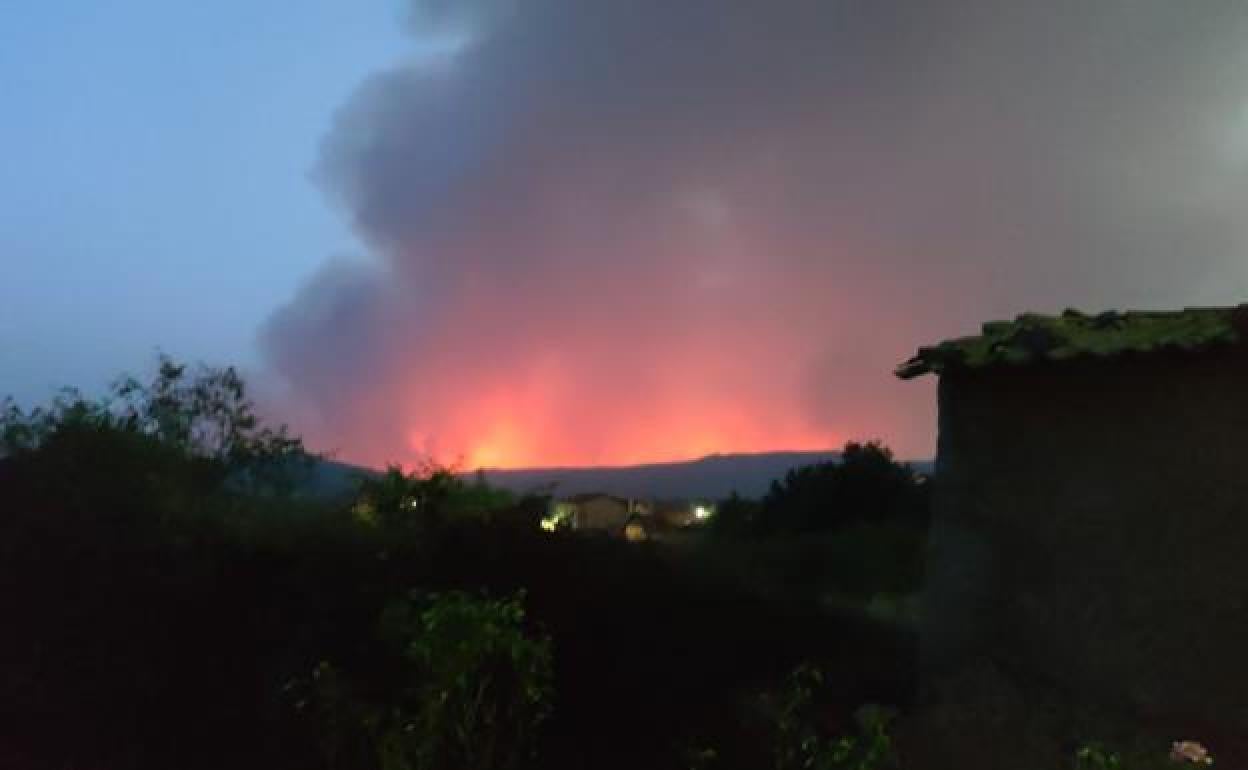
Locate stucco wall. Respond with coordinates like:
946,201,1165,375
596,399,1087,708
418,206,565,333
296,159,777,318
920,347,1248,730
576,497,631,531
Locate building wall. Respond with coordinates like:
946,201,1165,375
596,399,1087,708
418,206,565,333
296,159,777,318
921,348,1248,730
575,496,632,531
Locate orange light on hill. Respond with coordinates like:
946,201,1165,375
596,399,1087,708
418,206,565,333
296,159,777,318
400,396,838,471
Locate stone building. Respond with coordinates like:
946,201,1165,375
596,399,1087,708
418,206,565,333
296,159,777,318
546,493,647,535
897,305,1248,732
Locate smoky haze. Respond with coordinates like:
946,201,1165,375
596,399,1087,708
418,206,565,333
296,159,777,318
261,0,1248,469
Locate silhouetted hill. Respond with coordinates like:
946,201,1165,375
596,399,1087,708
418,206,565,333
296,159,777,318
479,451,934,500
298,458,377,501
303,451,935,502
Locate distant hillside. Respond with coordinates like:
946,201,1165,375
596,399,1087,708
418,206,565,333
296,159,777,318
298,458,377,501
301,451,935,502
478,451,934,500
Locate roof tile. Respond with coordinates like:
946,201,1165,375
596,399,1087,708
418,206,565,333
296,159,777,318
895,304,1245,379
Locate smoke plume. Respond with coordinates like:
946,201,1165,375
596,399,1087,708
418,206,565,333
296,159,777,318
262,0,1248,468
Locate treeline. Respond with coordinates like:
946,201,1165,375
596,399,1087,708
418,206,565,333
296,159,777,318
0,358,918,770
711,441,931,539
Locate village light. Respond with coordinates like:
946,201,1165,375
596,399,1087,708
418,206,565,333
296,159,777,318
693,505,712,520
540,507,572,533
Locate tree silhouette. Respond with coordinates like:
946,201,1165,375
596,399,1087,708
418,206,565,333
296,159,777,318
750,441,929,536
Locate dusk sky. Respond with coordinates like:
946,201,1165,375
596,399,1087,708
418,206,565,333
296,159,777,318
6,1,1248,469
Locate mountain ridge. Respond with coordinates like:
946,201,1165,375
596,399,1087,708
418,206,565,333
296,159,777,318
478,450,934,500
308,450,935,501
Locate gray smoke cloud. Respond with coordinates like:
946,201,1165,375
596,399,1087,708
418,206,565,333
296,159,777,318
262,0,1248,467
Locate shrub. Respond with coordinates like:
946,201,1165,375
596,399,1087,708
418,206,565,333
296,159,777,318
306,590,553,770
719,441,929,539
772,664,900,770
1073,742,1123,770
353,465,518,533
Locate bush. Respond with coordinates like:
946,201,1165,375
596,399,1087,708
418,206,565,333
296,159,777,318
714,442,929,539
305,590,553,770
352,465,518,533
771,664,900,770
0,359,923,770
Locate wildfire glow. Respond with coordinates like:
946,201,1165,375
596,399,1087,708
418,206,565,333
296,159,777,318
403,395,839,470
358,331,855,470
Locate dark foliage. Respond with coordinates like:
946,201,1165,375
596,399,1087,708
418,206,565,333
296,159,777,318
0,362,920,770
713,442,930,538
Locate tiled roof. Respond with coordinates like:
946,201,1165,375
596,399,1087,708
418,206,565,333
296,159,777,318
565,492,629,504
896,305,1247,379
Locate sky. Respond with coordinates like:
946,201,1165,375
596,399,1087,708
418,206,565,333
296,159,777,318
6,1,1248,469
0,1,411,400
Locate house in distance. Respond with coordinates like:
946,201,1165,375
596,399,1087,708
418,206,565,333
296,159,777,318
542,493,715,541
544,493,643,536
898,304,1248,735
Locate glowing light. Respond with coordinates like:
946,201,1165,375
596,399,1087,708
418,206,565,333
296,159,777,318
693,504,713,520
623,518,648,542
376,357,842,471
539,504,576,534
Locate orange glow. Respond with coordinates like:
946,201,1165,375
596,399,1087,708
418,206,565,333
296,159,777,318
273,180,937,471
452,425,835,471
392,375,840,470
